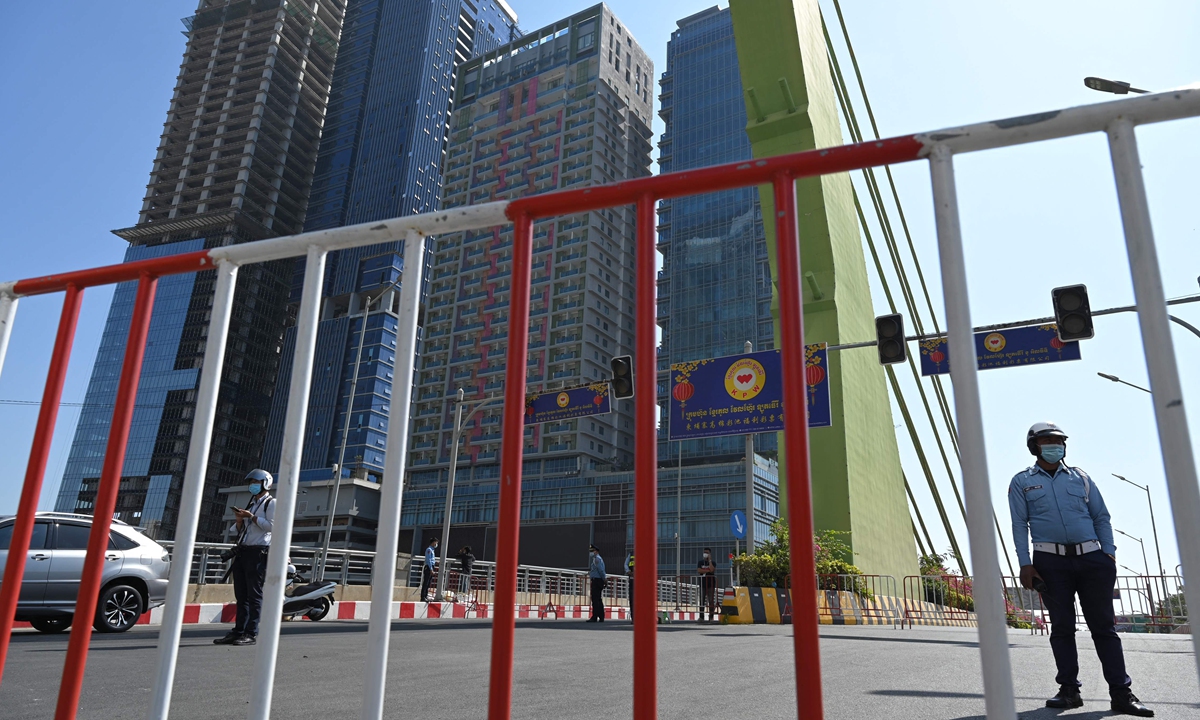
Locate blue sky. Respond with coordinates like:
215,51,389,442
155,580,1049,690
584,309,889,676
1,1,1197,580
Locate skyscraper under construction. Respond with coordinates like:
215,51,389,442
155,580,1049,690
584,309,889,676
57,0,347,541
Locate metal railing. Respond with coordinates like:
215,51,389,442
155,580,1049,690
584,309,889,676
902,574,976,627
1003,574,1188,635
158,541,408,587
816,574,901,627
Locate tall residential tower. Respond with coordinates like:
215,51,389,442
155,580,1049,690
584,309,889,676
398,4,657,562
56,0,347,541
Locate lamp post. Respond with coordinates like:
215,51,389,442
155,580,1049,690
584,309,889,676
1114,528,1152,580
318,276,404,581
435,389,502,601
1113,473,1169,607
1084,76,1150,95
1096,372,1150,394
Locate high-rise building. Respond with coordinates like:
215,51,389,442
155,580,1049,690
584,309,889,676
258,1,520,553
397,4,658,560
56,0,347,541
655,6,779,542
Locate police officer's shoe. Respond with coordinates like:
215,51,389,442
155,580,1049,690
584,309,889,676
213,631,240,645
232,634,257,646
1110,689,1154,717
1045,686,1083,709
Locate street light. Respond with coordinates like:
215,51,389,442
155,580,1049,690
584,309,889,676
435,389,502,601
1084,76,1149,95
1113,473,1169,605
1113,528,1152,579
1096,372,1150,394
318,275,404,580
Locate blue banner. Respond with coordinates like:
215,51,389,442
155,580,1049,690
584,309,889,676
918,324,1081,377
668,345,831,441
524,382,611,425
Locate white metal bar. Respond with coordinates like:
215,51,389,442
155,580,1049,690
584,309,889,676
249,244,326,720
0,289,18,383
928,145,1016,720
210,202,508,267
360,228,426,720
916,87,1200,156
1106,118,1200,685
147,259,238,720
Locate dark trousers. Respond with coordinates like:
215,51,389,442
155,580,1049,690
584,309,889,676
421,565,433,602
1034,550,1131,694
590,578,605,620
701,576,717,618
628,577,634,611
232,546,268,637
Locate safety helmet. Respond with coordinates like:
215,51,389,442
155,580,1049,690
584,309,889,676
245,468,274,491
1026,422,1068,456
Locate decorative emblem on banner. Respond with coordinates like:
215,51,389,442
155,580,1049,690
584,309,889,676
724,358,767,401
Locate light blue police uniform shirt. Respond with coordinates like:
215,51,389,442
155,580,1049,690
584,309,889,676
425,546,436,569
1008,462,1116,567
589,554,606,579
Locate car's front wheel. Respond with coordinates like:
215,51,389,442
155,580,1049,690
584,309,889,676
93,584,143,633
29,618,71,634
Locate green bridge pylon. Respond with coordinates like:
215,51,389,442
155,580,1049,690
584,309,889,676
731,0,918,582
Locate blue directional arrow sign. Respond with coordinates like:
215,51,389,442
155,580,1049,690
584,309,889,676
730,510,747,540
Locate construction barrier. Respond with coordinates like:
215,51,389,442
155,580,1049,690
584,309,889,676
4,88,1200,720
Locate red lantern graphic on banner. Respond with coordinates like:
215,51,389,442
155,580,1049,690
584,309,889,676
672,380,694,403
805,364,825,406
1050,336,1065,357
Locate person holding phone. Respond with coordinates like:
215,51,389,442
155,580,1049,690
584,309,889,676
1009,423,1152,716
214,469,275,647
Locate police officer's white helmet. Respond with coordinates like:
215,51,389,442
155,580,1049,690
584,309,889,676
1026,422,1068,456
245,468,274,491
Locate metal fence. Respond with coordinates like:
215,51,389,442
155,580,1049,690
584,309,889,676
4,87,1200,720
160,541,402,587
816,574,901,627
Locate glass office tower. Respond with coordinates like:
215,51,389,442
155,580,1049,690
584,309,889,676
261,0,520,495
656,6,779,543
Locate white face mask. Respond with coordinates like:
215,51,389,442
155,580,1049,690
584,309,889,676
703,553,710,559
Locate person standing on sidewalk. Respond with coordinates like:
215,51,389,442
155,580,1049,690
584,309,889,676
421,537,438,602
456,545,476,596
624,551,635,620
215,469,275,647
1009,422,1153,717
697,547,718,623
587,544,606,622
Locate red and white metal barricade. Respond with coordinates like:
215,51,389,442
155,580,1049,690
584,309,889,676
1,89,1199,720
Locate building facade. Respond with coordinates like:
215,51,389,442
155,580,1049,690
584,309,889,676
56,0,347,541
399,4,658,556
656,6,778,544
260,0,520,505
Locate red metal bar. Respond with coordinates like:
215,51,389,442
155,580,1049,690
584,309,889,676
506,136,924,220
487,214,534,720
11,249,210,297
633,193,659,720
56,274,157,720
0,285,83,683
773,174,825,717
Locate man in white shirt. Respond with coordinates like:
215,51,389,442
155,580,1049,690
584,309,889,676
215,469,275,647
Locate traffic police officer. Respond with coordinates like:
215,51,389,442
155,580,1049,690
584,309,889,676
1009,422,1153,716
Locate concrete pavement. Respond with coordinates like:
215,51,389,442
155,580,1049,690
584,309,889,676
2,620,1196,719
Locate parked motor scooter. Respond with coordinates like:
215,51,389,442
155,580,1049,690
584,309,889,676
283,563,337,621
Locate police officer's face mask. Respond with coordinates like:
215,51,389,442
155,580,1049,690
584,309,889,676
1039,443,1065,463
249,483,262,495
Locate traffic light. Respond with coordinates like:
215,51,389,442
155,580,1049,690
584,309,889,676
610,355,634,399
1051,284,1094,341
874,313,906,365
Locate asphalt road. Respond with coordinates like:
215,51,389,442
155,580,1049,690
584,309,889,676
2,620,1197,719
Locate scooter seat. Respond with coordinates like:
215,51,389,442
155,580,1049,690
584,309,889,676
291,581,335,596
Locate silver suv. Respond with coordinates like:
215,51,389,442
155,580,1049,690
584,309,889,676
0,512,171,634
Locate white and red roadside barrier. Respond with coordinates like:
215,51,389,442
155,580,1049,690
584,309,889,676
15,603,676,629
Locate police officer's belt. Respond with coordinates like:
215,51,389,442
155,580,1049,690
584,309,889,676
1033,540,1101,556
